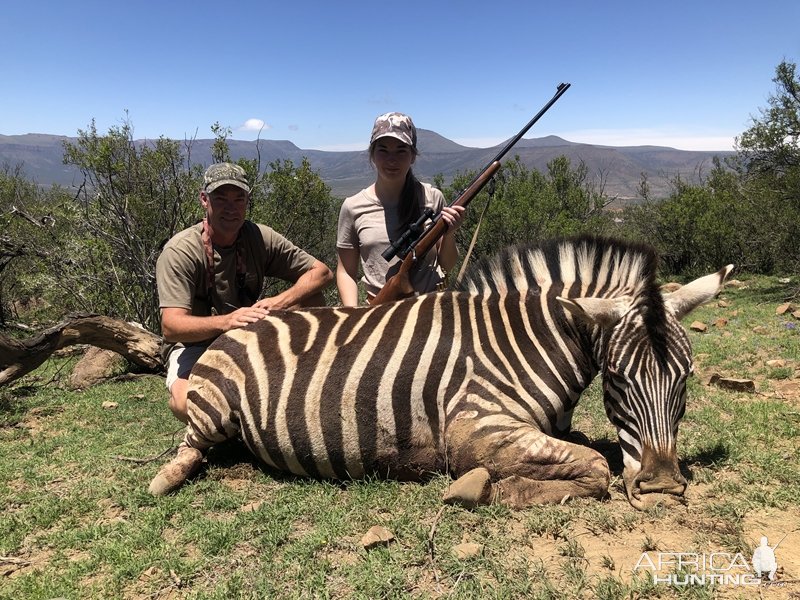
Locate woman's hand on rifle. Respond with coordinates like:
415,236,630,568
440,205,466,232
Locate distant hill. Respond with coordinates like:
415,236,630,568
0,131,733,202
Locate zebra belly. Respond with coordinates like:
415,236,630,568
234,395,444,482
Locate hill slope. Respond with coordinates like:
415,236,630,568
0,131,732,201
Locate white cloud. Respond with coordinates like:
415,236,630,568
238,118,270,133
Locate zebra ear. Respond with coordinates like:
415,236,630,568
557,295,633,328
663,264,734,320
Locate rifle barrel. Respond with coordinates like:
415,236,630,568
461,82,571,203
379,82,571,265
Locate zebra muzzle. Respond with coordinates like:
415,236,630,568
624,449,687,508
635,470,688,495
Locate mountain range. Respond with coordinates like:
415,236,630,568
0,131,733,203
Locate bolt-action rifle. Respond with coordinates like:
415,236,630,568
370,82,571,306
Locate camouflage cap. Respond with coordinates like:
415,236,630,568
203,162,251,194
369,112,417,149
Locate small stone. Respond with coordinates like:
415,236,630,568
726,279,745,288
713,317,728,328
792,310,800,320
452,542,484,560
717,300,730,308
361,525,395,550
240,500,264,512
776,303,792,315
752,326,769,335
766,359,786,368
690,321,707,332
101,401,118,409
778,277,791,284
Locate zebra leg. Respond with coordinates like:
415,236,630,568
444,411,610,508
148,378,241,496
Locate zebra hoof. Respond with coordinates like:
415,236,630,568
443,467,493,509
148,445,204,496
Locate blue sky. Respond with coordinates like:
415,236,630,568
2,1,798,152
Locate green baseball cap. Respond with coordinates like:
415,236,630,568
203,162,251,194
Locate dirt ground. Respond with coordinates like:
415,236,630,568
568,375,800,599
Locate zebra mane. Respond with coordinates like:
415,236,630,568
456,235,659,298
457,235,669,357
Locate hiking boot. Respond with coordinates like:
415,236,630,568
148,443,204,496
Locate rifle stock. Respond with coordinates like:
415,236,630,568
370,82,571,306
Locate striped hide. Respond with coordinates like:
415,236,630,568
150,235,732,509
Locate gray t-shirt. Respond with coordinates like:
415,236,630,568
337,183,446,297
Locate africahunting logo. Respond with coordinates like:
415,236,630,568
634,534,793,587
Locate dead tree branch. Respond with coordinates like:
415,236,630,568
0,313,163,386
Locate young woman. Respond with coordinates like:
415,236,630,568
336,112,464,306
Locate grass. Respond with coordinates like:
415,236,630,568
1,273,799,598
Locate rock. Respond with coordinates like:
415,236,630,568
690,321,707,332
240,500,264,512
778,277,791,284
766,359,787,368
452,542,484,560
101,401,118,409
68,346,126,390
776,303,793,315
443,467,492,509
717,300,731,308
726,279,746,288
361,525,395,550
713,317,728,328
792,310,800,320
